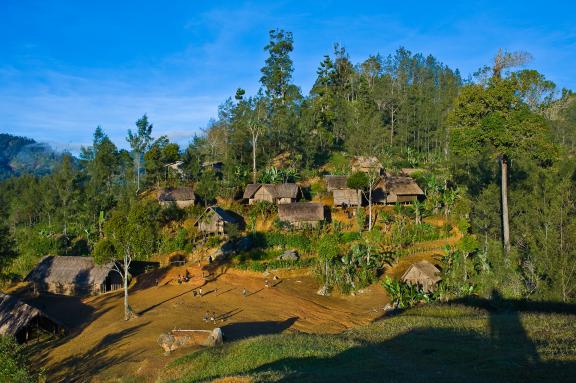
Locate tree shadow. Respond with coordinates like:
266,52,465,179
41,322,150,382
220,317,299,341
212,290,576,382
137,288,195,315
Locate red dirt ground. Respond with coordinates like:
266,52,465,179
27,265,390,382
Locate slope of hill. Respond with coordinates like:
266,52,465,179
0,133,62,179
159,303,576,383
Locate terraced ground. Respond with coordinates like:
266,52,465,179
23,217,461,382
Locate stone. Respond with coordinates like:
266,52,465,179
316,285,331,296
277,249,299,261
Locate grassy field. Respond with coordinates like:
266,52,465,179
159,302,576,383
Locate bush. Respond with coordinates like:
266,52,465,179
0,336,34,383
382,276,432,308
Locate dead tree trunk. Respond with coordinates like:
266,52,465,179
500,157,511,254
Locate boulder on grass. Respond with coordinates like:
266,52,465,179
277,249,299,261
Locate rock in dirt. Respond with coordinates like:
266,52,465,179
316,285,331,296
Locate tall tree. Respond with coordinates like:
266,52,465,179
260,29,295,104
93,200,159,320
449,65,555,253
127,115,153,193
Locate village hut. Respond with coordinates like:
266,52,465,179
333,189,360,207
164,161,184,177
351,156,383,174
242,183,300,205
26,256,122,296
158,187,196,208
278,202,324,228
324,175,348,191
324,175,360,207
202,160,224,173
195,206,242,235
401,261,442,292
372,176,424,204
0,293,65,343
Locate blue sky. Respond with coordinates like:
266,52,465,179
1,1,575,152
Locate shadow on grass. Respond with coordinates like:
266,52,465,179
207,290,575,383
221,317,299,341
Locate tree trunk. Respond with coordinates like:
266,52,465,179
356,189,361,217
368,187,373,231
390,108,395,146
500,157,511,254
135,154,141,193
252,135,257,183
123,252,132,321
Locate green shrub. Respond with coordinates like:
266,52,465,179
0,336,34,383
382,276,432,308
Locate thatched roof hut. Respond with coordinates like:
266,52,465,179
324,175,360,206
333,189,360,207
26,256,121,296
278,202,324,227
401,261,441,292
243,183,300,205
195,206,243,234
158,187,196,208
351,156,383,174
0,293,64,342
324,175,348,191
373,176,424,204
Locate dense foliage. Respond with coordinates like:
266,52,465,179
0,30,575,308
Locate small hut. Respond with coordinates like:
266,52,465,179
195,206,242,235
372,176,424,204
165,161,184,177
324,175,360,207
202,161,224,173
278,202,324,228
26,256,122,296
351,156,383,174
324,175,348,191
0,293,65,343
333,189,360,207
401,261,442,292
242,183,300,205
158,187,196,208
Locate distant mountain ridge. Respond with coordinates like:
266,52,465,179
0,133,63,179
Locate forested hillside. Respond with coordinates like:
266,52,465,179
1,29,576,306
0,133,62,180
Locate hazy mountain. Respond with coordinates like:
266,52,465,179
0,133,63,179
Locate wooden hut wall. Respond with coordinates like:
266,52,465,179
251,188,274,204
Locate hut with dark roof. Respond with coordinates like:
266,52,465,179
158,187,196,208
242,183,300,205
278,202,324,228
194,206,243,235
26,256,121,296
0,293,65,343
401,261,442,292
372,176,424,204
324,175,360,207
351,156,383,174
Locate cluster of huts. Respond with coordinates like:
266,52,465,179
157,156,424,232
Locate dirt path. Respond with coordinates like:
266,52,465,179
27,217,462,382
28,265,389,382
